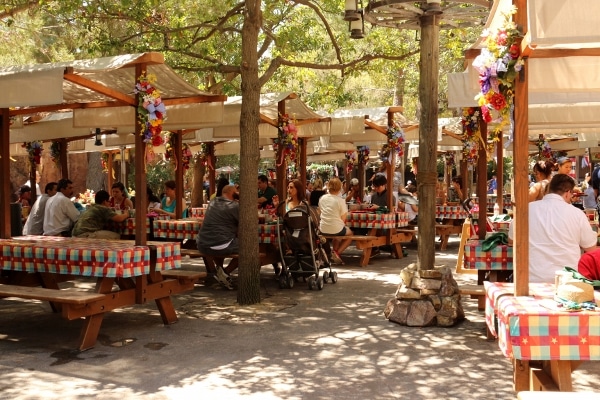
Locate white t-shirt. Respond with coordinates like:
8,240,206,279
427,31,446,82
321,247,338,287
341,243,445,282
43,192,81,236
318,194,348,235
508,193,597,283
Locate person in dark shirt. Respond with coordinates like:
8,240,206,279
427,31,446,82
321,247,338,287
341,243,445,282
197,185,239,289
369,173,397,210
258,174,277,209
72,190,129,239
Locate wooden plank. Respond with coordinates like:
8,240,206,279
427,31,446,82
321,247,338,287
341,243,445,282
0,284,105,305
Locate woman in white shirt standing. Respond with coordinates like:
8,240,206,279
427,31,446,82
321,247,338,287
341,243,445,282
318,177,353,264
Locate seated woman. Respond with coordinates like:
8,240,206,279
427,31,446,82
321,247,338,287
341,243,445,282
344,178,362,204
109,182,134,211
309,178,326,207
529,160,553,202
398,185,418,225
147,186,161,212
319,177,353,264
150,180,186,218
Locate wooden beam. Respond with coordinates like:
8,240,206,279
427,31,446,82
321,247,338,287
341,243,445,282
364,119,387,135
162,95,227,105
122,52,165,67
64,71,136,106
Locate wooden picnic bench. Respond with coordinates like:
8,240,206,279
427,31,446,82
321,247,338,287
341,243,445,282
435,224,463,250
0,236,193,350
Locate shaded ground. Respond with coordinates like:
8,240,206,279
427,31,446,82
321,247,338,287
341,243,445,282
0,237,599,399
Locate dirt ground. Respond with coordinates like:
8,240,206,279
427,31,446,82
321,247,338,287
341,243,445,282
0,237,599,399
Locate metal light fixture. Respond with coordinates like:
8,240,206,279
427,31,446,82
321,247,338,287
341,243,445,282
344,0,361,21
94,128,103,146
350,14,365,39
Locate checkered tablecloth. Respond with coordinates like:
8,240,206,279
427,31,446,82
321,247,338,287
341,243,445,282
105,217,152,236
189,207,207,219
491,220,511,232
259,223,280,244
0,236,181,278
436,205,469,220
485,282,600,361
396,211,410,227
463,240,513,270
346,212,397,230
153,218,202,240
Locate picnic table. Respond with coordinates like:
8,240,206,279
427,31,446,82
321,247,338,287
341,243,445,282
484,281,600,392
0,236,191,350
339,212,414,266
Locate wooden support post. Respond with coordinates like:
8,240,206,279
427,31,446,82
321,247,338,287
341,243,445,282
134,63,149,246
173,130,184,218
513,0,530,296
0,108,10,239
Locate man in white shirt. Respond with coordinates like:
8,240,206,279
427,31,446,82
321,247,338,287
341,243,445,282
43,179,81,236
508,174,597,283
23,182,58,236
25,171,42,201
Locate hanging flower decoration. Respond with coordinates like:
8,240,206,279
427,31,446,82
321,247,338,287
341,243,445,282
357,146,370,165
101,152,109,173
386,121,405,157
486,127,502,158
536,137,552,159
444,152,455,167
22,141,43,165
461,107,482,164
49,140,61,166
273,113,298,167
345,150,357,176
134,72,166,148
472,6,524,130
164,132,193,170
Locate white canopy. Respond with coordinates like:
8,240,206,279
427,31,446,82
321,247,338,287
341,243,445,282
447,0,600,138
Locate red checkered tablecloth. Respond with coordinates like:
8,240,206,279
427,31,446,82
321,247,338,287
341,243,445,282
346,212,397,230
0,236,181,278
396,211,410,227
259,223,280,244
153,218,202,240
485,282,600,361
463,240,513,270
105,217,152,236
491,220,511,232
436,205,468,220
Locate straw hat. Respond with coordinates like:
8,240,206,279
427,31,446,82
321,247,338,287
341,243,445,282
556,281,594,304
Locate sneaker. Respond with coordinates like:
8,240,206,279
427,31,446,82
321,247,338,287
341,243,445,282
331,250,344,265
370,248,381,259
215,266,234,290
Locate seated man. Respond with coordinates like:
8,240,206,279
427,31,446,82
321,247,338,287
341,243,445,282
257,174,277,209
369,173,397,211
43,178,81,236
508,173,597,283
72,190,129,239
23,182,58,236
197,184,239,290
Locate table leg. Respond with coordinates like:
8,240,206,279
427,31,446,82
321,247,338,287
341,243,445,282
546,360,573,392
78,314,104,351
513,359,530,392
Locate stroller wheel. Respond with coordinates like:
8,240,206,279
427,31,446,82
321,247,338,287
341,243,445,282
278,275,287,289
316,276,324,290
307,275,316,290
286,274,295,289
330,271,338,284
322,271,329,283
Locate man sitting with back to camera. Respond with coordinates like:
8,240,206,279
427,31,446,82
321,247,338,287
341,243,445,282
72,190,130,239
197,184,239,290
43,178,81,237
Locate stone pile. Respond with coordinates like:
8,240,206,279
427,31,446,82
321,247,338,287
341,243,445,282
384,263,465,327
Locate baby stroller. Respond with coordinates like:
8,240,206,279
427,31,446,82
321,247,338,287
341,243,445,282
276,201,338,290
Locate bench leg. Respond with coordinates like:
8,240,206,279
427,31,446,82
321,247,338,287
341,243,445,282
359,248,371,267
390,243,403,259
440,234,449,250
79,314,104,351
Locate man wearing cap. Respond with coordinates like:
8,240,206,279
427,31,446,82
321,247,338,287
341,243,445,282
508,174,597,283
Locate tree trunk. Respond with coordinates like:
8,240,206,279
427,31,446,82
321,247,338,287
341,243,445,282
191,154,205,207
86,152,106,192
417,14,439,270
237,0,262,305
